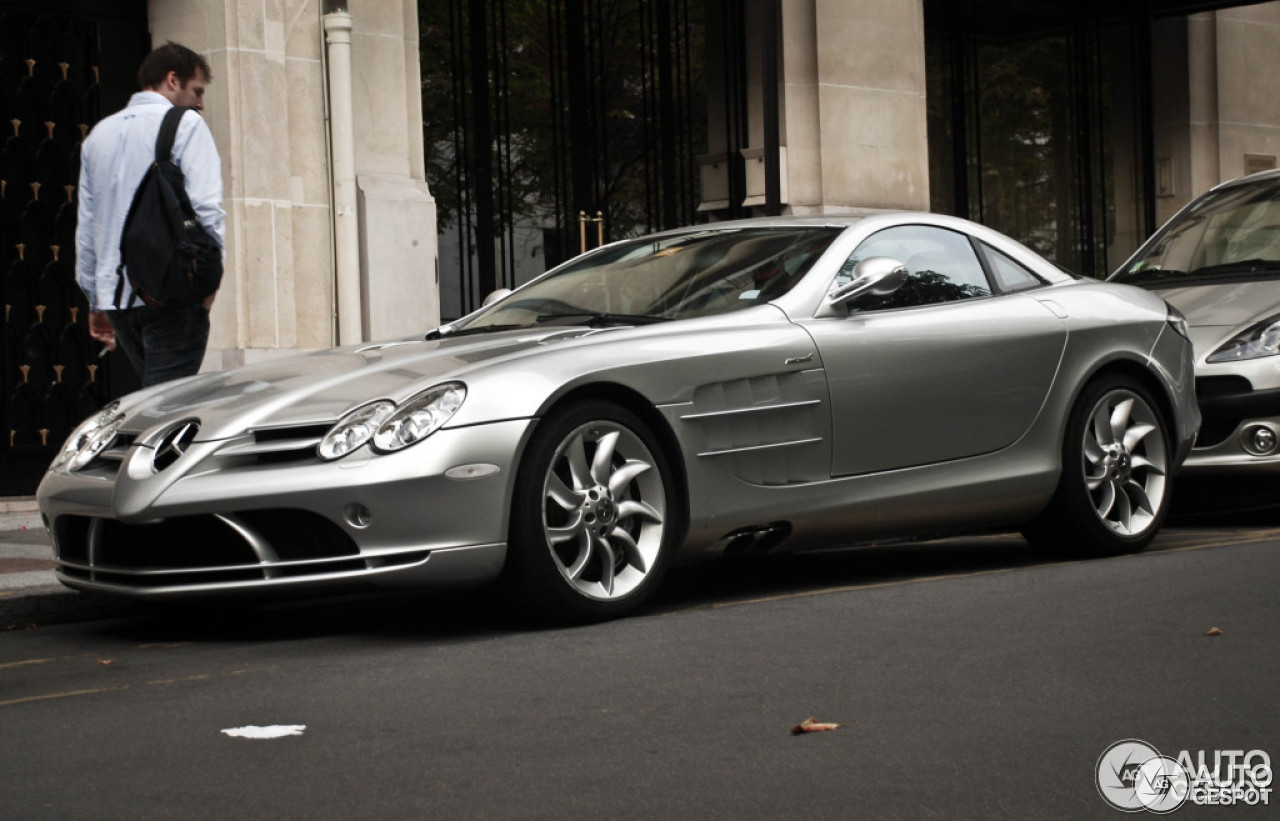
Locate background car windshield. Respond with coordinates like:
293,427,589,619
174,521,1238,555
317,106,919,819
1116,179,1280,283
461,226,843,329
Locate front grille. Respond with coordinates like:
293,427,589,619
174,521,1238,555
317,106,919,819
213,425,331,466
1196,375,1252,399
51,509,426,590
80,432,137,475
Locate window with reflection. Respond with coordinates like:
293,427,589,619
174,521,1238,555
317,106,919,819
839,225,991,311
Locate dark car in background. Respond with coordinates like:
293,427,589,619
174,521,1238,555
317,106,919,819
1112,170,1280,479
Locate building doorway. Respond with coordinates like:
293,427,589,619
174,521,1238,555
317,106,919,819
924,0,1151,278
419,0,707,319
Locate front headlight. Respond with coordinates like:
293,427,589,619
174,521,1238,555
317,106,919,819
50,402,125,473
1207,315,1280,363
318,401,396,460
317,383,467,461
372,383,466,452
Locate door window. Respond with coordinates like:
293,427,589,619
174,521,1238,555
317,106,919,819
838,225,991,311
980,242,1047,292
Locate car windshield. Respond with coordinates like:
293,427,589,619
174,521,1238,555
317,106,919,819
1115,178,1280,285
454,226,843,332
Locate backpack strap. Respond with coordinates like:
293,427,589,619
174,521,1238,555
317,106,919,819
155,105,191,164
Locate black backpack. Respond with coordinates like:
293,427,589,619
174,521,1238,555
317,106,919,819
115,105,222,309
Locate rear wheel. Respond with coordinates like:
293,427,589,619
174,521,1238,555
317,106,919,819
507,400,680,622
1023,375,1171,556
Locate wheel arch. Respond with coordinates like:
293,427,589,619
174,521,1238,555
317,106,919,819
527,382,691,536
1076,357,1178,440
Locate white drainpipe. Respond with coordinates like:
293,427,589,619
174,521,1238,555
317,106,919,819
323,11,363,344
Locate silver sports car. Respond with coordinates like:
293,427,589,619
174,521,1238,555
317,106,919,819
1111,170,1280,475
38,213,1199,621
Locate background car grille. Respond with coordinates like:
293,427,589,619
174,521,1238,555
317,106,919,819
1196,375,1252,399
1194,376,1254,448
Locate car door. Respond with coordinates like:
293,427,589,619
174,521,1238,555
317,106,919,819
796,224,1068,477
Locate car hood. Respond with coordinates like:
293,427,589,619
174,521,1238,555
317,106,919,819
1152,281,1280,328
115,327,630,440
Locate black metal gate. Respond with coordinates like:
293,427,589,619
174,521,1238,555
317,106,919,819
0,0,148,495
420,0,707,318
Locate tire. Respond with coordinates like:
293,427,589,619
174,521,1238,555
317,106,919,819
1022,375,1172,557
506,400,681,622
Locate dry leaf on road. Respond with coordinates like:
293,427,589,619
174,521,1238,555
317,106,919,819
1204,627,1222,636
791,717,843,735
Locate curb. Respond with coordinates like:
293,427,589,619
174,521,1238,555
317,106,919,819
0,586,144,631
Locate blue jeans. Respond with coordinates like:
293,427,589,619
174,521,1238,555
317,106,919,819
107,304,211,388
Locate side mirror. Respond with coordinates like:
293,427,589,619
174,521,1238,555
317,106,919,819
482,288,513,307
819,256,908,316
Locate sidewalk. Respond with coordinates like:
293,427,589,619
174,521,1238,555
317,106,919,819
0,498,139,629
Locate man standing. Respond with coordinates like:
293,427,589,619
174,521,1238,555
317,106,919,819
76,42,225,388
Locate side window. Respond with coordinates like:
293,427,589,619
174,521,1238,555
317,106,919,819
981,242,1047,292
837,225,992,311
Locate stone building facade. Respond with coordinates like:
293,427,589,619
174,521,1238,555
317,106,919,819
3,0,1280,494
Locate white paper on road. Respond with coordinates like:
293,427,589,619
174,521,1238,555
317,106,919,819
221,725,307,739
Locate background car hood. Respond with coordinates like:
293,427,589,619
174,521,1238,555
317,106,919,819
116,328,626,440
1153,281,1280,328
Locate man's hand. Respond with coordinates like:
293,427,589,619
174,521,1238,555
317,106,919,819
88,311,116,350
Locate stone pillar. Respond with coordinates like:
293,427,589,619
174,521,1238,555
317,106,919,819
349,0,438,341
147,0,438,369
148,0,333,368
1210,4,1280,181
711,0,928,217
1187,12,1221,199
808,0,929,212
1152,2,1280,223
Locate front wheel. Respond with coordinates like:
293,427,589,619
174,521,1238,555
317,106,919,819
1023,375,1171,557
506,400,682,622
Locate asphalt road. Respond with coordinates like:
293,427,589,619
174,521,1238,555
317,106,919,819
1,529,1277,820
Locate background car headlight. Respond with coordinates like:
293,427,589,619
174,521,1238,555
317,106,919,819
318,401,396,460
372,383,466,452
50,402,125,473
1207,314,1280,362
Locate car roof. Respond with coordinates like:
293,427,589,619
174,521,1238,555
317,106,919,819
1209,168,1280,192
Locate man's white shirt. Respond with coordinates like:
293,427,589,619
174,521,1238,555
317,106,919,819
76,90,225,311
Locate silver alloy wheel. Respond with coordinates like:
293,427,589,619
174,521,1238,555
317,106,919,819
541,421,667,600
1081,389,1168,536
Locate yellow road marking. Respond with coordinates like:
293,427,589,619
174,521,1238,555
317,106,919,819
0,666,277,709
147,667,274,686
0,657,54,671
0,686,130,708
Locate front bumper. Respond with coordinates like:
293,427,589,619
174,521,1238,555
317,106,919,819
1183,376,1280,473
36,419,532,598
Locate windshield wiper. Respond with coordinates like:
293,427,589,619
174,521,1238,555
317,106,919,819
1117,267,1189,285
1188,259,1280,277
533,312,671,327
425,323,526,340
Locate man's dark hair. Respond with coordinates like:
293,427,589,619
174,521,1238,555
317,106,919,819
137,42,212,89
